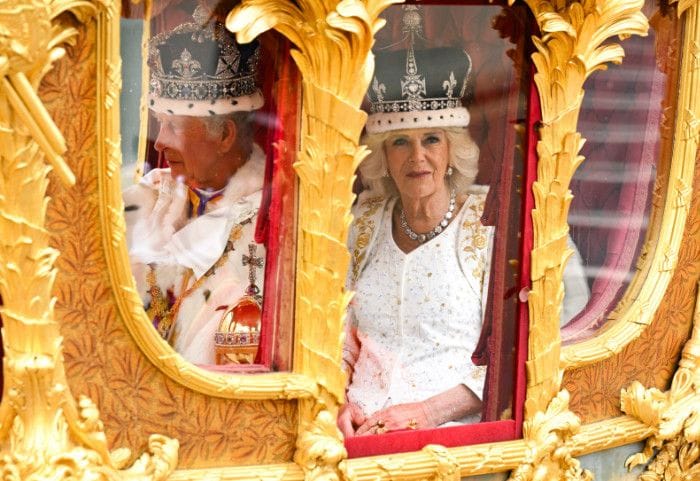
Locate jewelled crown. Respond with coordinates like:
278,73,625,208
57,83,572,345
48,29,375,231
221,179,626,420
365,6,472,134
148,5,263,116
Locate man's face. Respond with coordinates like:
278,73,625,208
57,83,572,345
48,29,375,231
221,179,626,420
153,113,237,191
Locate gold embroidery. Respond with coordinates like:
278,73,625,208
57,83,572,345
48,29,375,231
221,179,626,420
461,195,489,281
350,196,384,284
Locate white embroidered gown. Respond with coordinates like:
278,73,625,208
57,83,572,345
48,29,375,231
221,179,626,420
345,191,492,424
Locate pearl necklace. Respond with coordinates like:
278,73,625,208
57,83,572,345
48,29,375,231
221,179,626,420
400,190,456,243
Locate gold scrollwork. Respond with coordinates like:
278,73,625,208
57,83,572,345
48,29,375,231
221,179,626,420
503,0,648,479
227,0,395,477
0,0,178,478
621,282,700,479
510,391,592,481
295,397,348,481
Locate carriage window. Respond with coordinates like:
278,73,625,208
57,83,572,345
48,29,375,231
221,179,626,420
561,0,675,343
342,2,534,457
120,0,298,371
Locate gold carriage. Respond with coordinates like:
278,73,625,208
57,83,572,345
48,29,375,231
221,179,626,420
0,0,699,480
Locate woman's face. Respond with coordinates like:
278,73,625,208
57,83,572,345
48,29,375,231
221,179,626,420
384,129,450,200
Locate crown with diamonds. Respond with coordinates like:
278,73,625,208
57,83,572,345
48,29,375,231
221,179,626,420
365,6,472,134
148,4,263,116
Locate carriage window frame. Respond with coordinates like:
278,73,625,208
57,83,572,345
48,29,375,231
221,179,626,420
104,3,309,397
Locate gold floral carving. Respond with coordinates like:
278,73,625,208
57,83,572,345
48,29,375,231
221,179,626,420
510,391,592,481
420,445,460,481
0,0,177,478
621,282,700,480
226,0,395,478
295,397,348,481
503,0,648,479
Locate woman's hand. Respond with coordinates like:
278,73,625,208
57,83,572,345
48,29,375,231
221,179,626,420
355,402,432,436
353,385,481,435
338,402,366,438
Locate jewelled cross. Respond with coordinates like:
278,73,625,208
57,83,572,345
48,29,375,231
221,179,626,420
242,243,264,295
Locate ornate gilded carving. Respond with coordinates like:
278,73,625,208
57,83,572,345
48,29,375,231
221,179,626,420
295,398,347,481
501,0,648,479
341,444,462,481
227,0,395,477
421,445,460,481
621,282,700,480
510,391,592,481
0,0,177,478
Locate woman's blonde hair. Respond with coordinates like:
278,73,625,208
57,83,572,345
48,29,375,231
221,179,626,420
358,127,480,197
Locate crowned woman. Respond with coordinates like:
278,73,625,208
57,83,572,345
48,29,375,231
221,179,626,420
340,6,590,437
341,6,492,436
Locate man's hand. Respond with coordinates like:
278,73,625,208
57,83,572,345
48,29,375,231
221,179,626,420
354,402,432,436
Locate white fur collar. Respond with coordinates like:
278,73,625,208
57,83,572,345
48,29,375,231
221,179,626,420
218,144,265,208
130,144,266,277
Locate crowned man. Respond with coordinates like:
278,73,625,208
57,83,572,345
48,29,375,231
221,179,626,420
124,5,266,365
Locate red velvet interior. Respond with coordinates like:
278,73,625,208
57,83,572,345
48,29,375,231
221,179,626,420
254,38,299,370
346,420,516,458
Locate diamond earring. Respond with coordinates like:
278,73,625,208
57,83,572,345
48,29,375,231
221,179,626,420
446,166,453,177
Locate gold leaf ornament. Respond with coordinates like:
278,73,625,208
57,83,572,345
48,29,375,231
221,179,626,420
227,0,397,477
295,399,347,481
422,445,460,481
623,284,700,478
510,390,592,481
226,3,303,46
0,1,179,478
